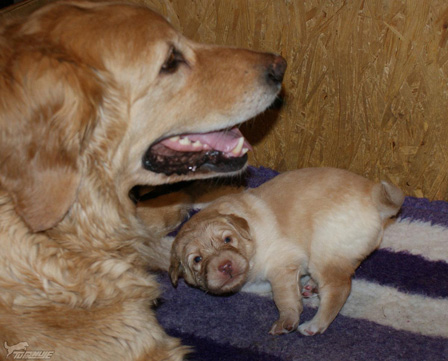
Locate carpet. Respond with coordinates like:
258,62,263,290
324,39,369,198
156,167,448,361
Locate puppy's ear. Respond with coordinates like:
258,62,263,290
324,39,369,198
169,251,184,288
0,46,101,232
225,214,251,240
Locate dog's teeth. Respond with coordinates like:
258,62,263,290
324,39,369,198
242,147,249,155
231,137,245,155
192,140,202,148
179,137,192,146
169,136,180,142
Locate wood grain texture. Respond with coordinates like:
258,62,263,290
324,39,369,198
3,0,448,200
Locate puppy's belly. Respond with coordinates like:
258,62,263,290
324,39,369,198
241,280,272,295
241,275,314,296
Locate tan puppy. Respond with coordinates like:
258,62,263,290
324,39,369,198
0,1,285,360
170,168,404,336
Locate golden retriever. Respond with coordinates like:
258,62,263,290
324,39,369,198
170,168,404,336
0,1,286,360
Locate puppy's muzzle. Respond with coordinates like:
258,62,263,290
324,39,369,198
218,259,234,276
204,248,249,294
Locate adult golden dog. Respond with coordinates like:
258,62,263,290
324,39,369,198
0,1,286,360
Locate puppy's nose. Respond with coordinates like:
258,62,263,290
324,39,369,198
266,55,287,86
218,260,233,275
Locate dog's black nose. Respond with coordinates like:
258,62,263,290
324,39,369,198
266,55,287,86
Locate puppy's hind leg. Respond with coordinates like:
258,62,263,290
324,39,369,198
301,275,318,298
298,267,352,336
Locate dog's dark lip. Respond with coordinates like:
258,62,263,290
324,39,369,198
142,148,248,176
142,130,250,176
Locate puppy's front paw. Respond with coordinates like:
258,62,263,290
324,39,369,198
297,321,324,336
269,316,300,335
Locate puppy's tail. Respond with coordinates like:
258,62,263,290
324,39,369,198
372,181,405,220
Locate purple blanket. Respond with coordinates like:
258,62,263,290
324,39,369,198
156,167,448,361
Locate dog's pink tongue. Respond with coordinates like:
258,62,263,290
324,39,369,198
160,127,252,157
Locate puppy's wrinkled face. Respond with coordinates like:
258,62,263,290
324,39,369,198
170,212,254,294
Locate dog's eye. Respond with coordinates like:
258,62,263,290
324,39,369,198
193,256,202,263
161,48,184,74
224,236,232,244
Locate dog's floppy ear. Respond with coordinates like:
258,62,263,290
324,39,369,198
224,214,251,240
0,46,101,232
169,250,185,287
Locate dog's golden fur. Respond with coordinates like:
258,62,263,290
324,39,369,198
170,168,405,336
0,1,285,360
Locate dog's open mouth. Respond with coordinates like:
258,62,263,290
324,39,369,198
143,127,252,176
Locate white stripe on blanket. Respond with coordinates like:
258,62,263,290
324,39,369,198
329,280,448,338
381,219,448,261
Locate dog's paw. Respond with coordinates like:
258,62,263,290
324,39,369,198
136,191,192,237
297,321,324,336
269,316,300,335
301,278,318,298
